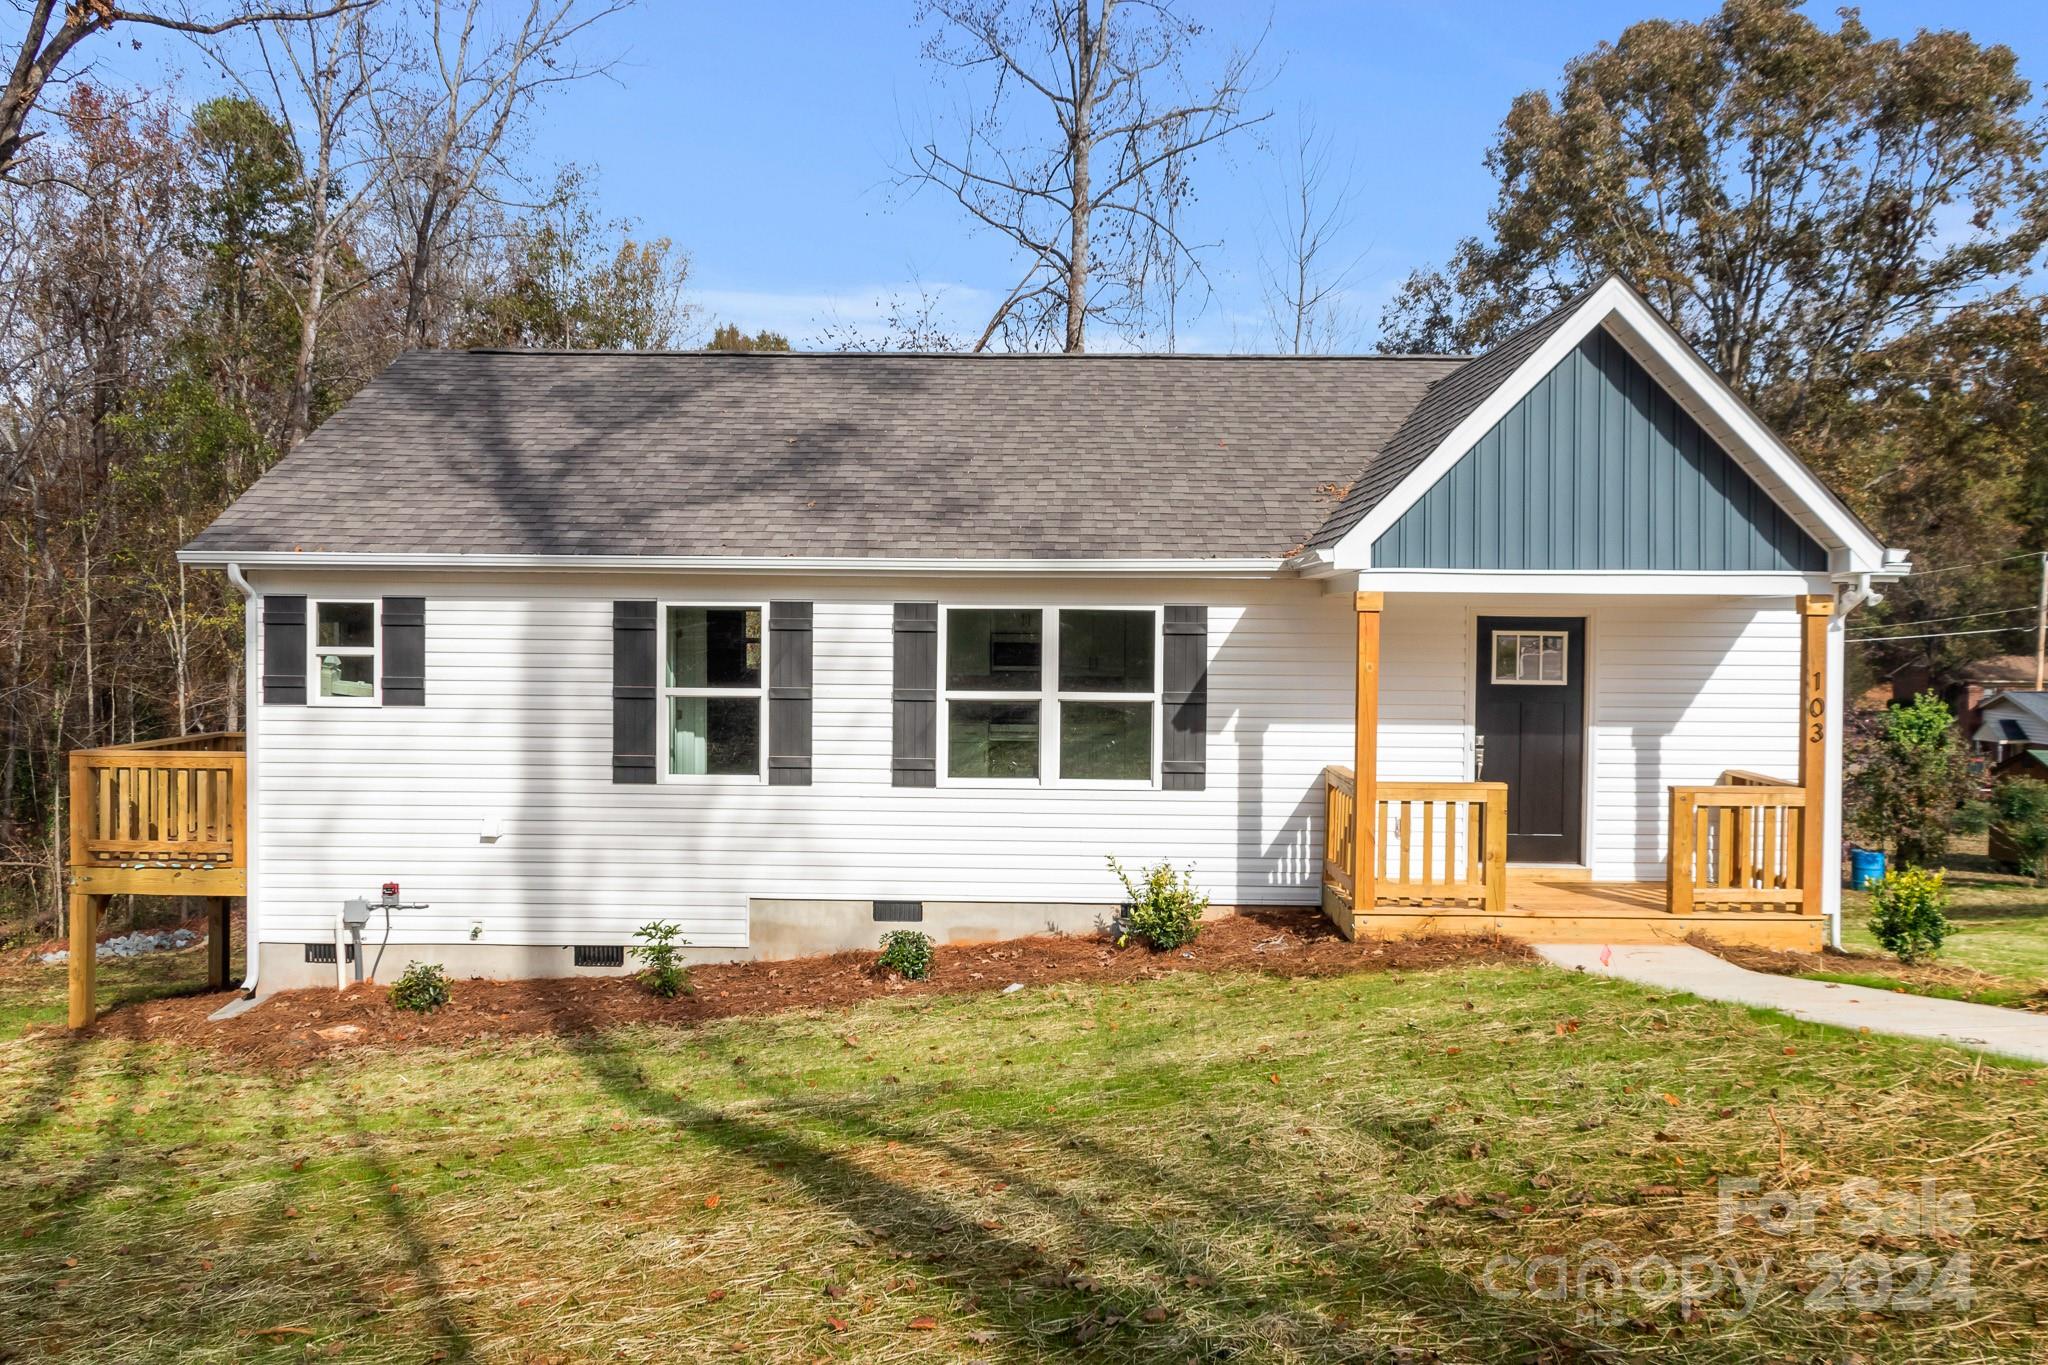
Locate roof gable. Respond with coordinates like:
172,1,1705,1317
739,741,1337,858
1372,325,1827,572
1308,276,1892,576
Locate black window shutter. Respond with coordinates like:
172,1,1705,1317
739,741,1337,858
612,601,658,784
768,601,813,786
261,595,307,705
892,602,938,787
1162,605,1208,791
381,597,426,706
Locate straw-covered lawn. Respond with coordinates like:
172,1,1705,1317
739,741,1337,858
1,960,2043,1363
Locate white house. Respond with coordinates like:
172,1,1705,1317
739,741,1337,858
62,276,1910,1011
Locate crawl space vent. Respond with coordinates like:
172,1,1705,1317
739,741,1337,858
872,900,924,923
574,945,626,968
304,942,355,964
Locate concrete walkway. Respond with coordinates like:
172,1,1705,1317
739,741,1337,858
1537,943,2048,1065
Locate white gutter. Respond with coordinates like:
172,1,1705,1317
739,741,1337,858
225,561,261,997
178,550,1294,577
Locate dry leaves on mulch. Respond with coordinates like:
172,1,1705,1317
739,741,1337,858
77,909,1529,1068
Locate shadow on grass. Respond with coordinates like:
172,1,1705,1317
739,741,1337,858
0,1016,473,1362
559,1010,1602,1362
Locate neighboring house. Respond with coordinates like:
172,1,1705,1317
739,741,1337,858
1973,689,2048,763
67,275,1910,1010
1894,653,2039,739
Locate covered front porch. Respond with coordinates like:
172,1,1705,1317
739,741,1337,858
1315,590,1834,951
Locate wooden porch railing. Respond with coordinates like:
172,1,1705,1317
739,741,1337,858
1322,767,1507,914
1377,780,1508,911
1322,765,1356,907
1667,770,1811,914
65,732,247,1028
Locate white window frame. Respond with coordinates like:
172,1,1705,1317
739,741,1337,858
307,598,380,707
936,604,1161,789
1489,629,1569,687
657,600,769,784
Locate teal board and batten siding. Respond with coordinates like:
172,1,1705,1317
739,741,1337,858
1371,329,1827,572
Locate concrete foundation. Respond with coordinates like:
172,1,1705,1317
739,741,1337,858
250,898,1235,994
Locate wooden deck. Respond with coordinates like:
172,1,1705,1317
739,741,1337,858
1329,871,1824,950
66,732,247,1027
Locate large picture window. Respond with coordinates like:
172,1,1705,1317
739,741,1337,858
942,607,1158,784
663,605,765,778
310,600,378,704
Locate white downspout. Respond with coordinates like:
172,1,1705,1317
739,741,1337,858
1828,576,1883,951
226,562,262,997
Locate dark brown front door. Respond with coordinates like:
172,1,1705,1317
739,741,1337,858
1475,617,1585,864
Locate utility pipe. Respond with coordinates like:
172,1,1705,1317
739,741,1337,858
225,562,262,999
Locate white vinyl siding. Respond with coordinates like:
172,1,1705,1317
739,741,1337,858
246,574,1802,950
247,573,1354,948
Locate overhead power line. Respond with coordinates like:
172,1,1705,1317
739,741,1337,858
1852,605,2037,633
1903,551,2045,578
1847,624,2033,644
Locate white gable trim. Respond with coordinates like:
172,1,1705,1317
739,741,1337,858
1326,277,1893,575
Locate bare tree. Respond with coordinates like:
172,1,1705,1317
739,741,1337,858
1,0,366,180
815,281,966,353
1258,110,1364,354
904,0,1269,352
228,3,396,447
371,0,633,346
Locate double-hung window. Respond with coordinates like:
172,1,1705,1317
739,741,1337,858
663,605,766,779
941,606,1158,785
310,600,378,704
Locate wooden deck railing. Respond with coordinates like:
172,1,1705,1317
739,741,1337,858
1668,775,1810,914
65,733,247,1028
1321,767,1507,913
69,732,247,877
1322,765,1357,906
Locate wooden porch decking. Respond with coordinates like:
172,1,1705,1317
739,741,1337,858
1342,872,1826,951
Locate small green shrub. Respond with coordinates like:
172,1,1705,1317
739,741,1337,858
632,920,692,998
1867,866,1952,963
389,961,451,1013
1108,855,1208,950
876,929,934,980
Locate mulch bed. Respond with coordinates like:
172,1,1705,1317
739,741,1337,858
75,909,1530,1068
1695,935,2048,1011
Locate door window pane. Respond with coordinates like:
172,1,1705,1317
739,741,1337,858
317,602,375,649
1060,701,1151,780
1058,610,1154,692
946,609,1042,691
1491,631,1568,685
667,607,762,688
317,652,375,698
669,695,761,776
948,700,1040,779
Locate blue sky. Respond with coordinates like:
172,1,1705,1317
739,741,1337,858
87,1,2048,349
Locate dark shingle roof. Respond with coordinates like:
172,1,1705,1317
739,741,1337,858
1303,289,1588,551
185,350,1467,560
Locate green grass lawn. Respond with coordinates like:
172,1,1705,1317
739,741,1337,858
1812,846,2048,1007
2,959,2042,1362
1843,859,2048,981
0,944,223,1039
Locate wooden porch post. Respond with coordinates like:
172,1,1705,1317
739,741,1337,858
1797,595,1833,916
66,893,102,1030
207,897,232,991
1353,592,1383,913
